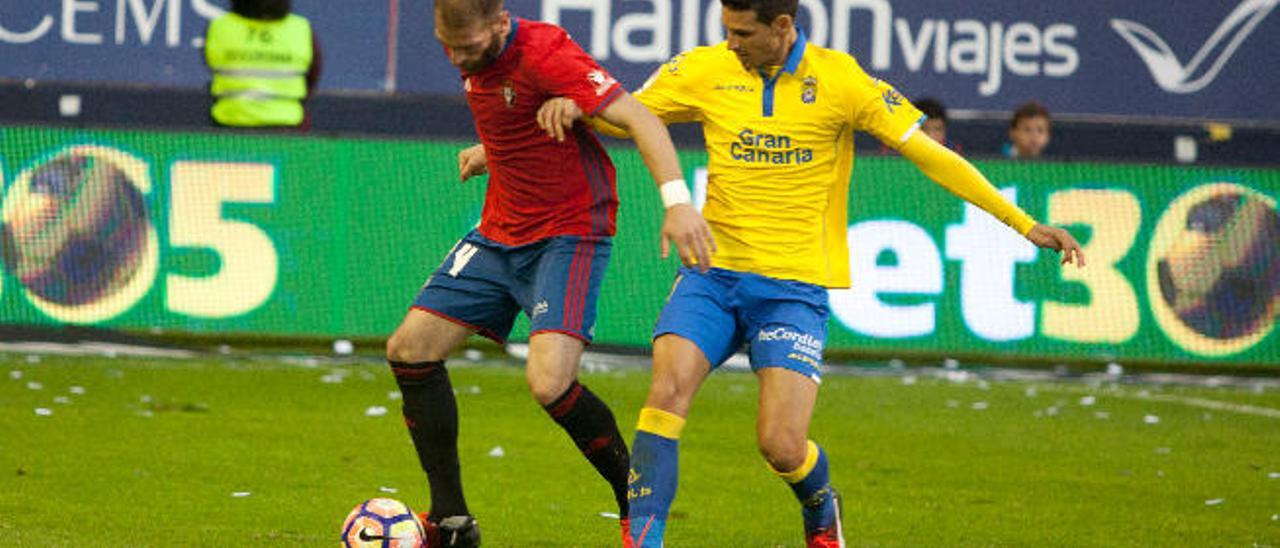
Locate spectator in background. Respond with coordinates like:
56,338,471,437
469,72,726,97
1005,101,1051,159
915,97,961,152
204,0,321,129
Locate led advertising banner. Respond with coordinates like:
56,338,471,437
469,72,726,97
1,125,1276,365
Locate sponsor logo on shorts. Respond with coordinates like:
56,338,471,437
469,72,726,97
532,300,549,318
757,327,823,359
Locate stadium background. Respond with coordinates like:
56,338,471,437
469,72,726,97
1,0,1277,367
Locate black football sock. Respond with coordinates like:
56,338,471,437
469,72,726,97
389,360,469,520
543,380,631,515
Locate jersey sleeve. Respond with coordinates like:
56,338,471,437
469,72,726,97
632,52,702,124
532,30,624,116
845,59,925,149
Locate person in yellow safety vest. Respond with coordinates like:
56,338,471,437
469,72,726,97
204,0,321,129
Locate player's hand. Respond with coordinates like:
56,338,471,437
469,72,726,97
536,97,583,142
1026,224,1086,267
661,203,717,272
458,144,488,182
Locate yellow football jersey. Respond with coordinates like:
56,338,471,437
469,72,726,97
635,32,926,288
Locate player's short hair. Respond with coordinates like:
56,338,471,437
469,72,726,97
1011,101,1051,128
915,97,947,123
231,0,290,20
720,0,799,25
435,0,505,30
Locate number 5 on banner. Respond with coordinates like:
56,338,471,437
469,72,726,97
167,161,279,319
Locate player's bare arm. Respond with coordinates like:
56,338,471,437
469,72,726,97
537,96,630,140
898,131,1086,267
536,94,718,271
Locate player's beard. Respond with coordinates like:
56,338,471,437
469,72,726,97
457,32,505,73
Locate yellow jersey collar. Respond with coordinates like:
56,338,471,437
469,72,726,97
758,28,807,117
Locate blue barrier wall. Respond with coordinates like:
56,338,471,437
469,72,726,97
1,0,1275,121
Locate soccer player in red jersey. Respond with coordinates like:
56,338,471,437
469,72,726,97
383,0,714,546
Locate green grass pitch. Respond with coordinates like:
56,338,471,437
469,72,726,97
1,352,1278,546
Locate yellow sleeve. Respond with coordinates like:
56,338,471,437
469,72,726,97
899,132,1038,235
584,50,704,137
632,52,702,124
844,60,925,148
584,115,630,138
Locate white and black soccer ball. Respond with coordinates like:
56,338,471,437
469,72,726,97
341,498,426,548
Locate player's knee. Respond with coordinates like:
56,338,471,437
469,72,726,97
757,429,807,472
526,368,574,406
644,374,693,413
385,331,411,362
385,329,436,363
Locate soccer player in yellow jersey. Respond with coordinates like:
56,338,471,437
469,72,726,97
526,0,1086,545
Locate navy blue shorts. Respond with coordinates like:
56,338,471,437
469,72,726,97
653,267,829,382
412,229,611,344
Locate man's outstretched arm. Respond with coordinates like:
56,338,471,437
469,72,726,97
897,131,1086,267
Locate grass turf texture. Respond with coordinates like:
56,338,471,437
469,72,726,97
1,353,1278,546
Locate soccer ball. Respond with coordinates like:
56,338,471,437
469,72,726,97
1149,183,1280,354
1,147,151,307
340,498,426,548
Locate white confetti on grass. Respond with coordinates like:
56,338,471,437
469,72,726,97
9,370,22,380
25,355,40,364
1025,387,1038,398
26,381,43,390
1156,447,1172,455
53,396,70,405
332,339,354,355
1079,396,1097,406
464,349,484,361
1094,411,1111,420
387,391,402,401
487,446,505,458
1144,414,1161,425
599,512,620,519
971,402,989,410
231,492,252,498
946,400,960,409
506,344,530,360
69,386,85,395
1267,472,1280,479
34,408,53,417
379,486,399,494
901,375,917,386
1204,498,1224,506
364,406,388,417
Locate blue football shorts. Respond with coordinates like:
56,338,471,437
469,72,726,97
411,229,611,343
653,266,829,383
